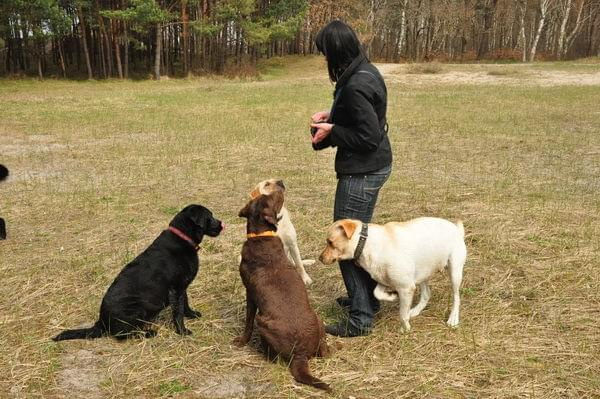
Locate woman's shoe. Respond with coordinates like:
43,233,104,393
325,322,370,337
336,296,351,308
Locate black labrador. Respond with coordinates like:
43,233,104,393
0,164,7,240
52,204,223,341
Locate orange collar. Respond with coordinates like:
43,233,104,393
246,231,277,239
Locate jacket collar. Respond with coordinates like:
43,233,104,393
335,53,367,91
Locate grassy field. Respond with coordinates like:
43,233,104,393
1,57,599,398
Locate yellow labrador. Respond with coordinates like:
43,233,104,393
319,217,466,331
248,179,314,285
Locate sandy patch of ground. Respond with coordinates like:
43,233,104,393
376,63,600,86
194,370,272,398
56,349,104,399
0,143,67,157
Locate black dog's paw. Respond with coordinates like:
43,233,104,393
177,327,193,336
145,330,157,338
184,309,202,319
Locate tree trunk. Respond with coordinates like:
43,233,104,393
529,0,551,62
519,0,528,62
154,23,162,80
124,24,129,78
557,0,572,58
398,0,407,59
58,40,67,78
95,0,107,78
182,0,190,76
112,21,123,79
37,43,44,80
477,0,499,60
562,0,585,58
78,7,93,79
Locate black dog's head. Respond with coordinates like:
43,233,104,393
169,205,223,245
0,164,8,181
238,191,284,232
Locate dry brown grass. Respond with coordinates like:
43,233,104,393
405,62,444,74
1,58,599,398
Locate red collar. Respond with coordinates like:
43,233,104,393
167,226,199,250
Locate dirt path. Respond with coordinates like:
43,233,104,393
376,63,600,86
57,349,104,398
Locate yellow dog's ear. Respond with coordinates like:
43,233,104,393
249,188,260,199
339,220,357,239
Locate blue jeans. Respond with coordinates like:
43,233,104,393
333,164,391,330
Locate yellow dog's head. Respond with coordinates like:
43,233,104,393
249,179,286,199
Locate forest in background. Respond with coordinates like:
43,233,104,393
1,0,599,79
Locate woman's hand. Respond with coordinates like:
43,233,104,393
311,122,334,144
311,111,330,123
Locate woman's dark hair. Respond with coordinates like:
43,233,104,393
315,20,363,82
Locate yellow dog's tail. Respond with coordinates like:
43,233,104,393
456,220,465,238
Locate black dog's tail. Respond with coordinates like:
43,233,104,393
290,356,331,392
52,322,105,341
0,164,8,181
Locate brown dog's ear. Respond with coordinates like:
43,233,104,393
262,210,278,226
339,220,357,239
262,191,284,226
249,187,260,199
238,200,253,218
269,191,284,213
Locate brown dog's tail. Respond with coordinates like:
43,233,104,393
290,356,330,392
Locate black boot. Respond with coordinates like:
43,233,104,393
336,296,380,313
325,321,370,337
336,296,351,309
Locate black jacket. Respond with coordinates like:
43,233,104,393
313,54,392,175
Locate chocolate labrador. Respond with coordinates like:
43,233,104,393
234,192,330,391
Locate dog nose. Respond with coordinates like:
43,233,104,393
276,180,285,190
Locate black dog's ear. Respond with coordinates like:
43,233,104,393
190,207,209,228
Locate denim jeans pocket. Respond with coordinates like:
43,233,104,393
363,170,390,194
346,191,370,213
334,164,391,221
364,183,384,194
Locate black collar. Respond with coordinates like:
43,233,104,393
335,53,367,91
353,223,369,260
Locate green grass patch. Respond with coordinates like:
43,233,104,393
158,380,190,397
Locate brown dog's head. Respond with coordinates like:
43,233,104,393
249,179,286,199
319,219,360,264
239,191,285,232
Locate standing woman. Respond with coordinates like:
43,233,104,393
311,20,393,337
